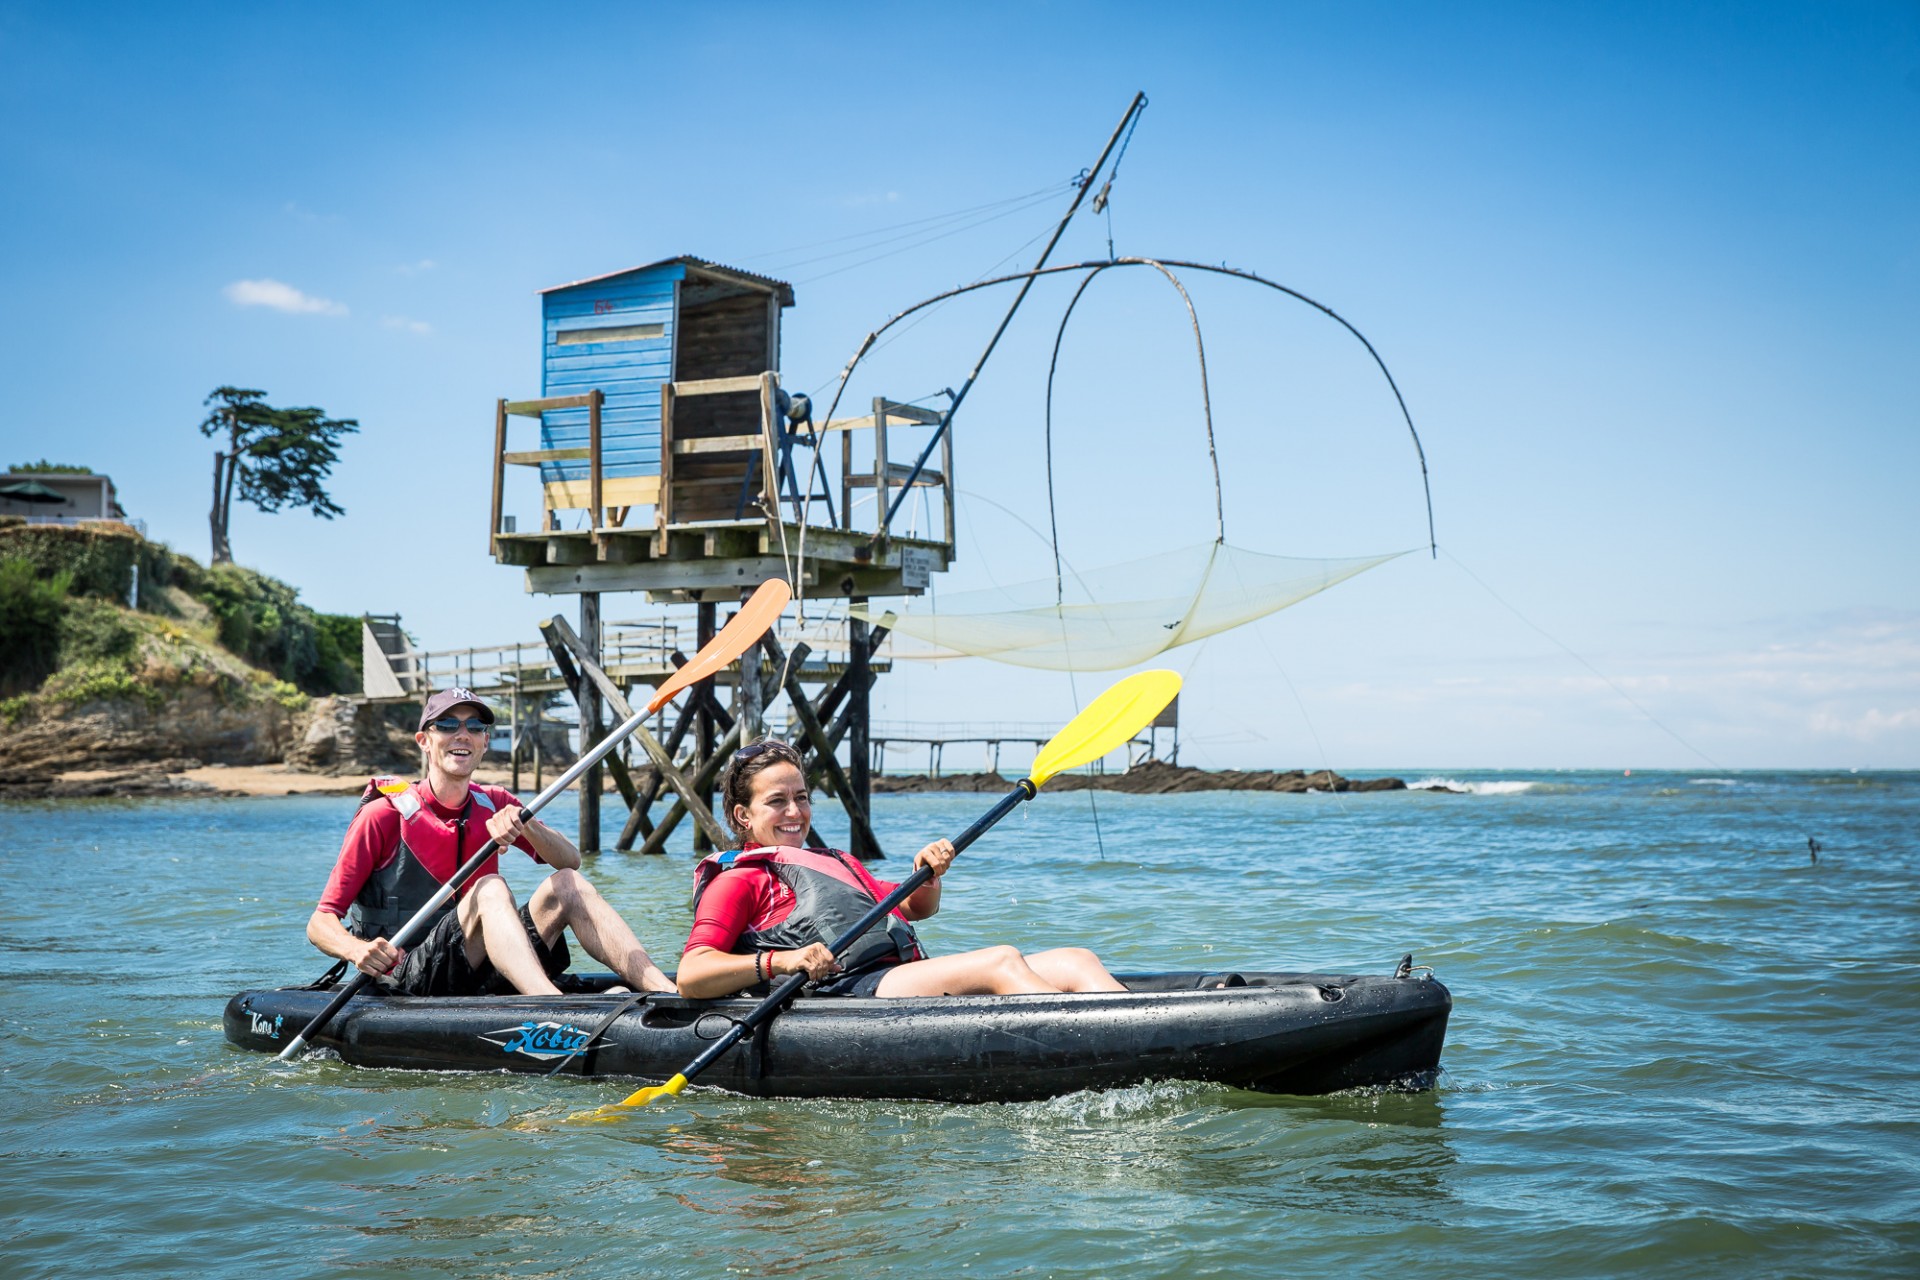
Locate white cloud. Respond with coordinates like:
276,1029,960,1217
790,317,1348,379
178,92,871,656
1315,610,1920,764
223,278,348,316
1809,706,1920,741
394,259,437,276
382,315,433,335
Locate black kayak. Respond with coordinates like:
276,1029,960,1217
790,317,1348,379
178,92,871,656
224,966,1450,1102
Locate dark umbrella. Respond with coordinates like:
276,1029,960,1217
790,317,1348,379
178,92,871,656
0,480,70,504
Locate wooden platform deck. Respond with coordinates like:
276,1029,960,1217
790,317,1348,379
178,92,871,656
492,517,950,602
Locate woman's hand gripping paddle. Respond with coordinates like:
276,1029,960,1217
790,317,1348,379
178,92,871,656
274,578,792,1063
616,668,1181,1108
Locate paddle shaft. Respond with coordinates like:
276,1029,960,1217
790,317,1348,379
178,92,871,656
275,698,665,1062
647,779,1039,1093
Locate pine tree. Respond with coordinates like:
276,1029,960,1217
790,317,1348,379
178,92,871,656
200,387,358,565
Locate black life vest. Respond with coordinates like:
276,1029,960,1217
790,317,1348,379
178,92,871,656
343,776,498,942
691,846,924,982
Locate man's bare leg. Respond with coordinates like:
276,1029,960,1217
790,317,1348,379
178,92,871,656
458,874,562,996
528,869,674,993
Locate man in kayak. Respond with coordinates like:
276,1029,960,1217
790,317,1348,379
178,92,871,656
306,687,675,997
675,740,1126,999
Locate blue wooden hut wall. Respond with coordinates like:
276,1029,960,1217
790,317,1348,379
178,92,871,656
538,261,681,507
537,257,793,516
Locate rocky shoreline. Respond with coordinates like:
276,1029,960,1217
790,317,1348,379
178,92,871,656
870,759,1410,794
2,747,1428,802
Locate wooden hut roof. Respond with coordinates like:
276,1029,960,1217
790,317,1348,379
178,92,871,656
539,256,794,307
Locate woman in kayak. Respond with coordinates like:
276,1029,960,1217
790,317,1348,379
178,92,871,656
675,740,1127,999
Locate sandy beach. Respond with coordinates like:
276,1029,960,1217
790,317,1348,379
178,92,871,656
35,762,532,799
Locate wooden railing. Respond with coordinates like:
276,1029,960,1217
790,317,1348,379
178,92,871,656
489,378,956,559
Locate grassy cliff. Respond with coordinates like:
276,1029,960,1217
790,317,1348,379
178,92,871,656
0,520,363,764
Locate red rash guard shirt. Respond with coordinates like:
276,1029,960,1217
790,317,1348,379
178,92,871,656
684,845,903,955
317,781,543,917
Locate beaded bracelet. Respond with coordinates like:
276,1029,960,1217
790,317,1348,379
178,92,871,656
754,951,768,983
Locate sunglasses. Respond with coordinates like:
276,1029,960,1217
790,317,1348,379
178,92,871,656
732,741,789,764
428,716,490,735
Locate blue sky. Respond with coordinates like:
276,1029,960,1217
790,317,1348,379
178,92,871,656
1,2,1915,769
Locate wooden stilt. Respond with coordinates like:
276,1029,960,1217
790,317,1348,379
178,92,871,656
577,593,602,853
762,633,882,859
639,721,743,856
510,675,522,794
638,653,781,857
543,613,731,851
616,660,705,850
737,590,764,746
693,602,718,854
848,603,875,860
540,619,642,814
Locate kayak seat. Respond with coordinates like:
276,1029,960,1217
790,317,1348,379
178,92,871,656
1196,972,1249,989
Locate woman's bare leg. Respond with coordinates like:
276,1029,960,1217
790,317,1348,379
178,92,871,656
458,874,562,996
874,945,1064,997
1025,947,1128,992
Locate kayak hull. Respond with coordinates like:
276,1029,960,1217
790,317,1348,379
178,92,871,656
224,969,1450,1102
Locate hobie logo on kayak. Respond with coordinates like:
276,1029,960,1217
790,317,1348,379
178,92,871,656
481,1021,593,1060
250,1012,284,1039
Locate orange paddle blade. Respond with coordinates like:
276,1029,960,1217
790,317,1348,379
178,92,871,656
645,579,791,714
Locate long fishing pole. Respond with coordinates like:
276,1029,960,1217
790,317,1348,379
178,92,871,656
870,91,1148,545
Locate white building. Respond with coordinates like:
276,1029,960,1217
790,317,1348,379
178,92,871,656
0,470,141,534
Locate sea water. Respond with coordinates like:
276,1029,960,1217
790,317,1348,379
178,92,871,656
1,772,1915,1278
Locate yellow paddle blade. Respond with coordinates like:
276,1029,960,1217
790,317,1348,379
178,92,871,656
618,1072,688,1108
1028,670,1181,788
645,579,791,714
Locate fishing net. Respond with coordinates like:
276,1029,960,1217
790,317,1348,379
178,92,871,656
851,541,1406,671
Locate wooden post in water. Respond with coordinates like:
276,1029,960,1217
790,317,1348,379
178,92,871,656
737,592,763,747
848,604,874,859
510,668,522,794
693,601,718,854
579,592,602,853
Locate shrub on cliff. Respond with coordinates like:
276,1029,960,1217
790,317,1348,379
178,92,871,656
313,611,362,693
192,563,358,696
0,524,360,699
0,559,69,695
0,523,174,608
59,596,140,667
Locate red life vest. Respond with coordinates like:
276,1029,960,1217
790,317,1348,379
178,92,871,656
692,845,924,978
343,776,499,941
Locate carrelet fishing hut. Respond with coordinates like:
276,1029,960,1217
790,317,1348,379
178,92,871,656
487,255,956,858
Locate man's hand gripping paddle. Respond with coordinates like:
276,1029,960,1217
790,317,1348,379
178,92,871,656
274,578,792,1063
615,668,1182,1108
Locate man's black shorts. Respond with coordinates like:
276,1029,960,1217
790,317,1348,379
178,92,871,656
385,902,570,997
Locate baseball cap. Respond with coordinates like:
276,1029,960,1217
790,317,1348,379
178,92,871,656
418,687,497,731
